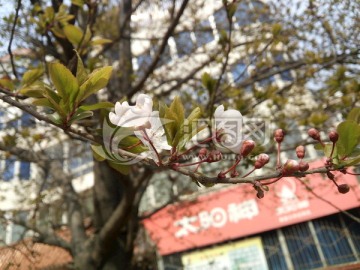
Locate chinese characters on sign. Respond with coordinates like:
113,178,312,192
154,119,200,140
174,200,259,238
143,160,360,255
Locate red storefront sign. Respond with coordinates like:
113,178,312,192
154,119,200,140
143,160,360,255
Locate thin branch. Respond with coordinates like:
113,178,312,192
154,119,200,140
296,178,360,224
92,0,145,59
8,0,22,79
128,0,190,98
207,5,234,114
0,91,98,144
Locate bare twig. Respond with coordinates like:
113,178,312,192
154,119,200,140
297,178,360,224
128,0,190,98
8,0,22,79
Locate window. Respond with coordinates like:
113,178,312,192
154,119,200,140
194,19,214,46
3,157,16,181
156,44,172,67
282,223,323,269
19,161,31,180
11,212,27,243
174,31,194,57
68,144,93,178
0,110,4,129
262,231,288,270
20,112,35,127
342,208,360,254
136,49,152,77
313,215,356,265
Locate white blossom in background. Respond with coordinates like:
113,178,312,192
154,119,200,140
109,94,153,130
213,105,243,154
135,111,171,162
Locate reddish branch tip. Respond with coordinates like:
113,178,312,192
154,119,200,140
299,161,309,172
274,129,285,143
328,131,339,143
256,190,265,199
254,153,270,169
240,140,255,157
338,184,350,194
282,159,300,174
308,128,321,141
230,170,240,178
296,145,305,159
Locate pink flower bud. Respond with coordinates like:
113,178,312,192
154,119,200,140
327,171,335,180
230,170,240,178
198,148,208,160
299,161,309,172
240,140,255,157
218,172,226,179
338,184,350,194
296,145,305,159
308,128,320,141
254,153,270,169
274,129,285,143
282,159,300,174
328,131,339,143
256,189,265,199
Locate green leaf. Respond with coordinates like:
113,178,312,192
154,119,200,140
75,51,88,85
169,96,185,124
90,144,107,161
339,156,360,167
0,78,15,91
48,62,79,107
69,110,93,124
90,38,113,46
163,108,179,146
71,0,85,7
63,24,83,46
119,136,147,154
347,107,360,124
108,160,130,175
21,68,44,87
173,107,203,150
79,102,114,111
77,66,113,102
32,98,54,109
272,23,282,36
201,72,216,94
158,101,168,119
323,143,339,164
336,120,360,158
42,89,66,116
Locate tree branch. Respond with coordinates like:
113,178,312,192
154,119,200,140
8,0,22,79
128,0,190,98
0,90,98,143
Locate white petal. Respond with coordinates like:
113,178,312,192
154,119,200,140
221,109,242,119
109,112,121,126
115,102,129,116
214,105,225,119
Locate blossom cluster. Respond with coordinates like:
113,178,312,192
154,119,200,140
108,94,253,161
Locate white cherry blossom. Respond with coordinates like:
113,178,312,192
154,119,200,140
135,111,171,163
109,94,153,130
213,105,243,154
